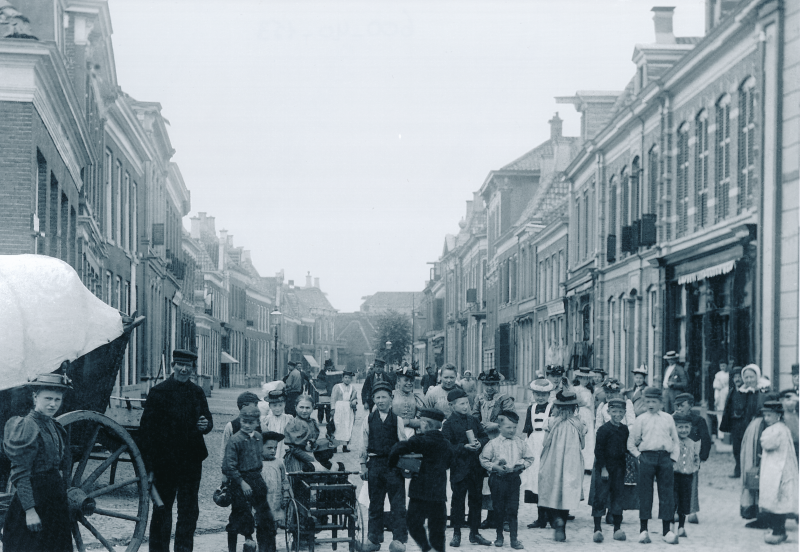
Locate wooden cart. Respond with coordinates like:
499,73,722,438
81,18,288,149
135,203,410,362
0,315,151,552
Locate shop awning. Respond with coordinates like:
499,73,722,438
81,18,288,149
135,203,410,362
678,260,736,285
221,352,239,364
303,355,320,369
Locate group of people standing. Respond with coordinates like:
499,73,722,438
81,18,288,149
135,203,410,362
355,353,799,550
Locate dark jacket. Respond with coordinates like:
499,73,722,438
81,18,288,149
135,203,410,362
421,373,437,395
594,421,629,473
139,376,213,475
720,389,762,433
389,431,453,502
666,364,689,391
441,411,489,483
688,412,712,462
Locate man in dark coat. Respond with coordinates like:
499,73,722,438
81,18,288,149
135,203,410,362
284,361,304,416
139,349,214,552
661,352,689,414
441,389,492,547
361,359,397,411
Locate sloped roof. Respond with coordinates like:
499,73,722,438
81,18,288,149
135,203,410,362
500,139,557,172
513,138,581,227
360,292,424,313
293,286,336,313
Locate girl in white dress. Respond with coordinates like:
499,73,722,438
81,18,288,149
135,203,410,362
330,371,358,451
521,378,555,528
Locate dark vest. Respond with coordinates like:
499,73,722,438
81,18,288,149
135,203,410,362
367,410,399,456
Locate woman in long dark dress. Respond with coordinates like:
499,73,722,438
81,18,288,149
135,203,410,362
720,364,763,478
2,373,73,552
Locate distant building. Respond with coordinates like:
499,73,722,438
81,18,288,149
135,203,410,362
360,292,424,316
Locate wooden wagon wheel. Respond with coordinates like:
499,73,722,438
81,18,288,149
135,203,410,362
57,410,149,552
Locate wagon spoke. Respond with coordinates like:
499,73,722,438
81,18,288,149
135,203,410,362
87,476,140,498
79,515,116,552
72,423,101,486
82,444,128,490
72,521,85,552
93,507,141,522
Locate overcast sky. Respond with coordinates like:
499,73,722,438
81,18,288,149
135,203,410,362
109,0,705,312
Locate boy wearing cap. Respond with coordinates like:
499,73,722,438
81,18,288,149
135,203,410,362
595,380,636,431
360,382,408,552
441,388,492,547
671,413,700,539
521,378,554,529
589,398,630,543
480,410,532,549
261,432,291,530
672,393,711,524
473,368,515,530
223,405,276,552
221,392,262,552
389,409,454,552
627,387,681,544
331,370,358,451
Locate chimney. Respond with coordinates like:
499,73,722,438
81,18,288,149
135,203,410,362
306,272,312,288
242,250,251,263
549,112,563,140
190,216,201,239
288,280,295,289
218,229,227,271
314,277,320,288
652,7,676,44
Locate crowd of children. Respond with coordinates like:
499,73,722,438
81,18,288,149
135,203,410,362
216,356,798,552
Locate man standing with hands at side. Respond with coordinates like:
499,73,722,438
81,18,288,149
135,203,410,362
139,349,214,552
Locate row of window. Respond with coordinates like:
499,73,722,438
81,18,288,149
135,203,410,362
601,77,758,262
103,149,138,254
36,151,77,268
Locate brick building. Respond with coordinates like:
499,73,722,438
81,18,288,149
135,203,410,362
563,0,799,400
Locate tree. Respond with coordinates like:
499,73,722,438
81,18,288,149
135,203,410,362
373,310,412,366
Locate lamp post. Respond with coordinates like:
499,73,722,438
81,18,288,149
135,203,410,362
385,340,392,366
271,307,281,381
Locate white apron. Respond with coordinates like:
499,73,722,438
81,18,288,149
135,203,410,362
332,383,356,442
521,402,553,495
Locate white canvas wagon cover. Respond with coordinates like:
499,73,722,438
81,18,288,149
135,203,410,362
0,254,123,391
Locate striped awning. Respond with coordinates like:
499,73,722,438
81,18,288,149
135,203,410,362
678,260,736,285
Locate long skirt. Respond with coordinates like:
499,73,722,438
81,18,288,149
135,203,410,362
333,401,355,442
521,430,545,503
2,469,73,552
